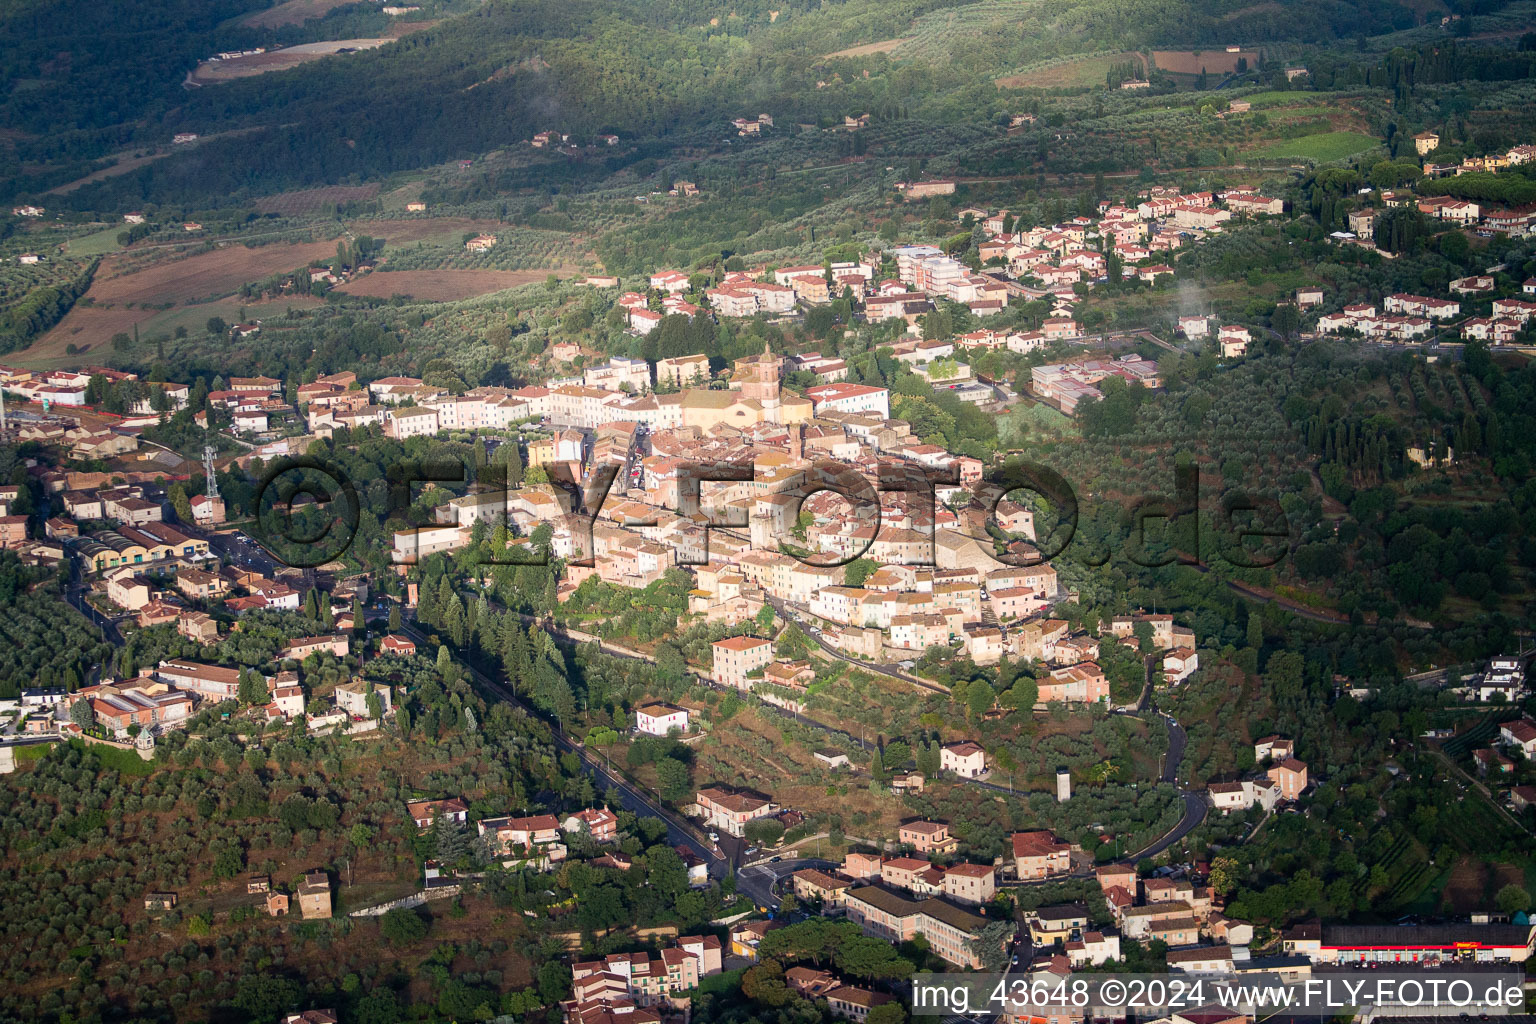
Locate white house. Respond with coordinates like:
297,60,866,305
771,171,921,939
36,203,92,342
635,702,691,736
941,741,987,778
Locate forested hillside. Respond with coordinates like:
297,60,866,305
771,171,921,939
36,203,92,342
10,0,1468,211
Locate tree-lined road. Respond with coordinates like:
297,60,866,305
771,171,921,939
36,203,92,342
397,621,728,880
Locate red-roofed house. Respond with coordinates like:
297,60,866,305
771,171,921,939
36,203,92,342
1012,830,1071,879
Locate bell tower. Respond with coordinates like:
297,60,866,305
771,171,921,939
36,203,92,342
739,340,782,423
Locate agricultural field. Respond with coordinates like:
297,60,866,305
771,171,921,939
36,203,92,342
1440,857,1527,915
1152,48,1262,75
16,297,317,367
77,239,342,306
356,216,511,245
254,183,382,216
334,268,560,301
1248,130,1379,162
61,225,126,256
235,0,362,28
44,149,172,196
379,224,587,272
17,240,341,363
189,38,392,83
822,37,910,59
996,51,1146,89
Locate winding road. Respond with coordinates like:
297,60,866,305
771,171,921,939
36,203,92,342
396,621,729,881
460,601,1210,875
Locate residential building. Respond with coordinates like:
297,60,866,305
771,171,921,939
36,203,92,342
695,785,777,837
297,871,332,919
897,819,958,854
406,797,469,832
711,635,773,690
1012,830,1072,879
940,741,986,778
635,702,691,736
841,886,998,969
1267,757,1309,800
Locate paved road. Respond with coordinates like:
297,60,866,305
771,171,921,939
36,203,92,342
737,856,840,911
203,527,284,577
526,604,1213,861
65,560,124,646
761,594,950,694
1117,706,1207,863
397,621,728,879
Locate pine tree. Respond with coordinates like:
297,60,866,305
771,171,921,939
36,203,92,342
433,818,469,865
444,597,466,648
433,577,455,628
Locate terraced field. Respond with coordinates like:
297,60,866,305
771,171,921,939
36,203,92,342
1249,131,1378,163
997,51,1146,89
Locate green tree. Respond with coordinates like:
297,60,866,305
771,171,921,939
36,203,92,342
844,558,880,587
1496,884,1530,915
655,756,691,803
379,907,429,946
237,668,267,706
967,680,996,721
1272,303,1300,340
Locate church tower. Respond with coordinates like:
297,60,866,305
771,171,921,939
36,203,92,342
738,340,782,424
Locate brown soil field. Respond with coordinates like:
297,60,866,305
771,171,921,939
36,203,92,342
823,37,909,58
87,240,342,305
237,0,359,28
17,241,339,362
1152,48,1260,75
1442,856,1487,913
256,184,382,216
14,306,163,362
386,19,438,36
334,269,558,301
190,39,390,83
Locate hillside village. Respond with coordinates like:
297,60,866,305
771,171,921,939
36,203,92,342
8,287,1536,1024
9,5,1536,1016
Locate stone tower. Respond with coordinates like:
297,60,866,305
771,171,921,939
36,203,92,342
738,340,782,424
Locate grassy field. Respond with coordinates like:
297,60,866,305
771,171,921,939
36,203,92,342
44,150,172,196
18,296,319,368
255,184,382,216
236,0,360,28
63,226,125,256
996,51,1145,89
1249,131,1378,162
